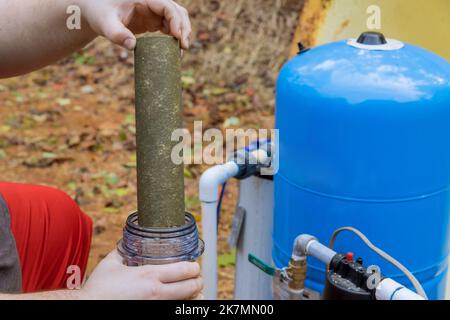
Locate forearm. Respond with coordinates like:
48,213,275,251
0,0,96,78
0,289,84,300
0,249,202,300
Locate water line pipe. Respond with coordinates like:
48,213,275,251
376,278,425,300
293,234,336,265
199,161,240,300
291,233,424,300
200,145,272,299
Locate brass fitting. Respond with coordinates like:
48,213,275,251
287,256,307,290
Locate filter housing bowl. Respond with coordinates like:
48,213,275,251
118,212,204,266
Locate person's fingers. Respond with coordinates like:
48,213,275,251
99,13,136,50
105,248,125,265
165,3,182,41
173,3,191,49
159,18,170,34
156,261,200,283
159,277,203,300
146,0,182,39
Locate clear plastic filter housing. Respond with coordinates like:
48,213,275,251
118,212,204,266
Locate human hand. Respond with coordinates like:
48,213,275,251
80,249,203,300
80,0,191,50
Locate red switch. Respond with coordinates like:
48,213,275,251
346,252,354,262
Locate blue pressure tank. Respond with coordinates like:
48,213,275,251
273,32,450,299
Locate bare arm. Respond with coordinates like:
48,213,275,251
0,0,191,78
0,250,203,300
0,0,94,78
0,289,82,300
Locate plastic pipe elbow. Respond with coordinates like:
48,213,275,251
292,234,317,259
199,161,239,300
292,234,337,265
199,161,240,203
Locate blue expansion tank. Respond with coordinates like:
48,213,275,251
273,32,450,299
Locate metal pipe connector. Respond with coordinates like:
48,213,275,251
287,257,307,290
287,234,337,292
118,212,204,266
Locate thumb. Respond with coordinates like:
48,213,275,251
99,13,136,50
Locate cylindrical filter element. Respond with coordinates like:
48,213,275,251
134,36,185,228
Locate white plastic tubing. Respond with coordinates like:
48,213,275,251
375,278,425,300
199,161,240,300
293,234,424,300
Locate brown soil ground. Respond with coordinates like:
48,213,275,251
0,0,302,299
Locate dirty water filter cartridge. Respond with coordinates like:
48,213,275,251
118,36,203,266
134,36,185,228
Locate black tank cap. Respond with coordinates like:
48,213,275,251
297,42,310,54
356,31,387,45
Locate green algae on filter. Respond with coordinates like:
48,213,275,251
134,36,185,228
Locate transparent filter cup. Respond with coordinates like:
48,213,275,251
118,212,204,266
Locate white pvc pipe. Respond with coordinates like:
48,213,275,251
292,234,424,300
292,234,336,265
199,161,240,300
306,240,337,266
375,278,425,300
